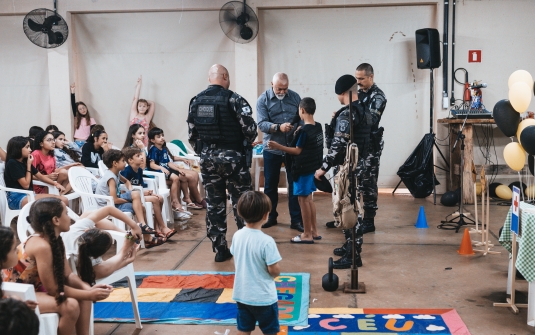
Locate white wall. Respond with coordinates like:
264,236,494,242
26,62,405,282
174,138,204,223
259,5,436,186
0,15,50,144
72,10,235,146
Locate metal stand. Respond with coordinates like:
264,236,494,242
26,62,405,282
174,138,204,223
438,113,475,232
392,69,449,204
343,226,366,294
342,91,365,294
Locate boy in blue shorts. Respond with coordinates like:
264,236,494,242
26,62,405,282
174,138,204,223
267,97,323,243
231,191,281,335
95,149,165,248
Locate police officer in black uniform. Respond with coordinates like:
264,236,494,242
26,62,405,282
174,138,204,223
315,74,372,269
187,64,258,262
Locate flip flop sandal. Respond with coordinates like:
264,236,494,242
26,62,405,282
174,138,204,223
186,202,203,210
138,223,157,235
313,236,322,240
290,235,314,244
165,229,177,239
155,231,167,239
145,236,166,249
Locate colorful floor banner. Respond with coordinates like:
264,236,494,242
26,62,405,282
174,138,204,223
94,271,309,326
278,308,470,335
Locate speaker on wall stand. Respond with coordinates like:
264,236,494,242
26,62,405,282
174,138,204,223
393,28,448,205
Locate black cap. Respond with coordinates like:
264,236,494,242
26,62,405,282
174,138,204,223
335,74,357,95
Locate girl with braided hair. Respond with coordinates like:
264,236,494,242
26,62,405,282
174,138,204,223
6,198,113,335
61,206,142,286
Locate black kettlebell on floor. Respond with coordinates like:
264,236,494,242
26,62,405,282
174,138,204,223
322,257,339,292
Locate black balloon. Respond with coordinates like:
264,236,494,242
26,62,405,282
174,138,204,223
440,191,458,207
489,183,501,198
529,155,534,176
508,181,527,193
520,125,535,155
493,99,520,137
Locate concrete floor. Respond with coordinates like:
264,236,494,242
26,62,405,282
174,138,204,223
92,192,535,335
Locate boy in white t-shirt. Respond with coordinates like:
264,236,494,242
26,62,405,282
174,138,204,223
231,191,281,335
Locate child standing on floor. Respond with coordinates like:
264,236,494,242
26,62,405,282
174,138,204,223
121,147,177,238
95,149,165,248
267,97,323,243
231,191,281,335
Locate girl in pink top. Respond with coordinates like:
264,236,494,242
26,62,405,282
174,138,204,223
130,75,156,147
70,83,97,148
32,131,71,195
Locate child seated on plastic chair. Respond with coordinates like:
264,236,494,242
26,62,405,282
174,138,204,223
95,149,165,248
61,206,143,285
0,298,39,335
121,147,176,239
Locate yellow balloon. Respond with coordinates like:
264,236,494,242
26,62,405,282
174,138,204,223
475,182,482,196
509,82,532,113
517,118,535,139
526,185,535,198
496,185,513,200
508,70,534,89
503,142,526,171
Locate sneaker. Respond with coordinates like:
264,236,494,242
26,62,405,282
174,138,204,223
262,219,278,229
215,246,233,262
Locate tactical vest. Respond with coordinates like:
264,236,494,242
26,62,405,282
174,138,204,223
329,102,371,157
190,87,243,148
292,123,324,177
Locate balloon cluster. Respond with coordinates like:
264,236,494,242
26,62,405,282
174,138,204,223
494,70,535,172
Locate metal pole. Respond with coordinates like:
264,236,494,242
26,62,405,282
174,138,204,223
443,0,449,104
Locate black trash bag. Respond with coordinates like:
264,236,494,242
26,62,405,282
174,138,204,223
396,133,439,198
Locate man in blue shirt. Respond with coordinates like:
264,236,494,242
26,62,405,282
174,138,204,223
256,73,303,232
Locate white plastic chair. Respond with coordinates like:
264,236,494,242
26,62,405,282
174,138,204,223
68,167,133,231
0,163,36,227
16,202,142,334
96,161,157,228
2,282,59,335
166,142,205,199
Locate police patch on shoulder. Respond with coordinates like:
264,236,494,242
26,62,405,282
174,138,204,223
339,119,349,132
197,105,215,117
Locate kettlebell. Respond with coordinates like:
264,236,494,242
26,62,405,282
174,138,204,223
322,257,339,292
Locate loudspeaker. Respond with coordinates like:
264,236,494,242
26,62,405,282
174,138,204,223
415,28,441,69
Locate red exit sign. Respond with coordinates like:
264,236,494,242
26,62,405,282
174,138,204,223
469,50,481,63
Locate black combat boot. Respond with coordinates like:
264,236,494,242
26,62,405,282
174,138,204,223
334,241,362,256
332,241,362,269
362,218,375,234
215,245,233,262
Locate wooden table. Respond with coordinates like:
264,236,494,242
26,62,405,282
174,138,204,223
437,118,495,205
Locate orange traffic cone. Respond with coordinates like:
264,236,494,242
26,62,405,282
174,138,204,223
458,228,475,255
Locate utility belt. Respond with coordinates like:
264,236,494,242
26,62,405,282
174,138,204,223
195,140,252,168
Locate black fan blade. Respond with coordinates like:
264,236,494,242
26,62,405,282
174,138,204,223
54,32,64,45
28,19,43,32
47,30,57,44
43,15,61,29
529,155,534,176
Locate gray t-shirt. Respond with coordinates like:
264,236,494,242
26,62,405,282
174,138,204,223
95,170,120,207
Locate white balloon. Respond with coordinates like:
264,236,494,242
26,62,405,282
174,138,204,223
508,70,534,89
509,82,532,113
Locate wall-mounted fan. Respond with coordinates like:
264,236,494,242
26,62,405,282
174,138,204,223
23,0,68,48
219,0,259,44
